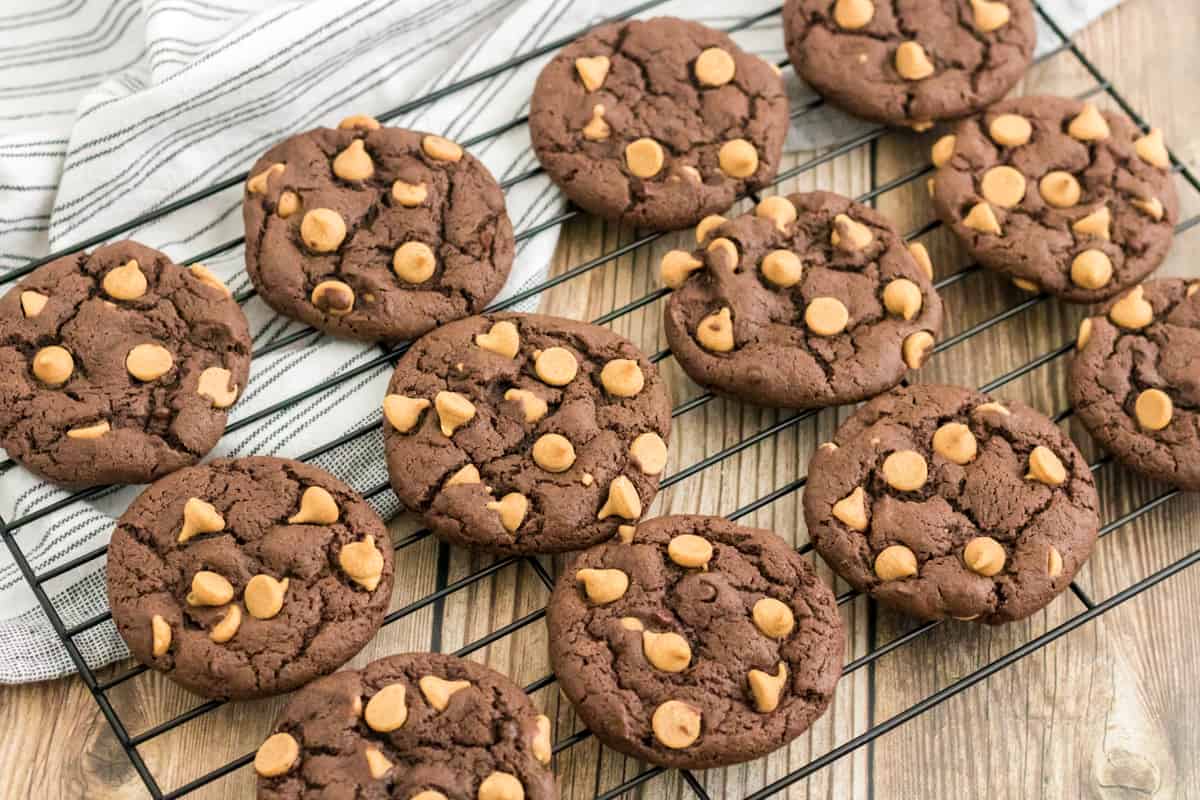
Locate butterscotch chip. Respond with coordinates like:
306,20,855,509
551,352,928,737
421,135,463,162
1134,128,1169,169
333,139,374,181
652,700,702,749
660,249,705,289
626,138,664,179
534,346,578,386
642,629,692,672
487,493,528,533
883,278,923,320
831,487,869,531
435,391,475,437
751,597,794,638
667,533,712,568
834,0,874,28
32,345,73,385
103,260,148,300
874,544,918,580
830,213,873,250
476,320,520,359
760,250,803,287
19,290,48,318
1038,170,1081,209
254,732,299,777
289,486,340,524
962,202,1001,235
1027,445,1066,486
1134,388,1172,431
805,297,849,337
311,279,355,316
902,330,935,369
151,614,171,656
365,683,408,733
600,359,644,397
748,663,787,713
630,432,668,475
177,497,225,543
695,47,736,87
1068,103,1110,141
575,55,610,91
582,104,611,141
989,113,1032,146
932,422,977,464
931,135,956,168
576,568,629,604
532,433,576,473
963,536,1006,576
981,165,1026,208
756,196,796,232
339,535,385,591
504,389,548,423
972,0,1011,31
338,114,381,131
1108,285,1153,329
882,450,927,491
126,343,174,382
478,771,524,800
895,41,935,81
1070,249,1112,290
907,242,934,280
393,241,437,284
718,139,758,178
209,604,242,643
66,421,110,439
300,208,346,252
247,163,284,194
187,570,235,607
597,475,641,520
383,394,430,433
696,214,727,244
1072,205,1111,240
696,307,735,352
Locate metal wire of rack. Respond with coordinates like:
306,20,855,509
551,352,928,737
0,2,1197,798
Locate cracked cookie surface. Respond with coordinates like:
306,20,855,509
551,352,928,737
256,652,557,800
107,456,394,700
1071,279,1200,490
547,515,843,769
932,95,1179,302
529,16,789,231
804,384,1099,624
0,241,251,488
243,119,514,342
783,0,1036,126
384,313,671,554
663,191,944,409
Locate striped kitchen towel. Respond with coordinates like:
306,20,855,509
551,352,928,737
0,0,1117,682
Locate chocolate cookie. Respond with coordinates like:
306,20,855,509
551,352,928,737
529,16,789,232
243,115,514,342
384,313,671,554
783,0,1036,127
805,384,1100,624
1071,279,1200,490
547,515,844,769
0,241,251,488
107,456,394,700
931,96,1179,302
254,652,557,800
662,191,944,408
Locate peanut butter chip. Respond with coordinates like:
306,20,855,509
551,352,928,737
392,180,428,207
883,278,923,320
178,497,225,543
209,604,242,643
1047,546,1064,578
597,475,642,520
1076,317,1093,351
1135,128,1169,169
67,421,110,439
339,534,384,591
625,138,664,179
756,196,796,232
708,238,739,271
126,343,173,381
575,56,610,91
504,389,548,423
1067,103,1110,141
419,675,470,711
103,260,147,300
365,684,408,733
364,747,392,780
932,422,977,465
697,307,735,352
761,250,803,288
1039,170,1081,208
974,401,1011,417
582,104,611,141
1109,285,1154,329
151,614,171,656
832,487,869,531
197,366,238,408
908,242,934,280
874,545,918,581
718,139,758,178
487,493,528,533
600,359,644,397
300,208,346,252
834,0,875,29
1070,249,1113,290
532,715,552,765
620,616,644,630
748,663,788,713
696,215,727,244
289,486,340,524
751,597,794,638
254,733,299,778
652,701,702,749
882,450,928,491
630,432,668,475
831,213,873,251
617,524,636,543
971,0,1011,31
20,290,48,318
963,202,1002,235
576,568,629,604
435,391,476,436
32,345,73,385
333,139,374,181
981,166,1027,208
962,536,1006,577
642,630,692,673
311,279,355,316
895,41,935,80
931,135,956,168
475,320,520,359
446,465,480,487
244,574,288,619
338,114,381,131
412,793,448,800
1012,277,1040,293
695,47,736,87
276,190,301,218
668,534,712,568
383,395,430,433
533,433,576,472
247,163,284,194
1027,445,1066,486
989,113,1032,146
393,241,437,284
421,135,463,162
660,250,704,289
187,570,234,607
479,772,524,800
1073,205,1111,240
534,347,578,386
1132,196,1165,221
805,297,849,337
189,264,230,296
1135,388,1173,430
902,330,935,369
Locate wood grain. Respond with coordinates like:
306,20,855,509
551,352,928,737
1,0,1197,797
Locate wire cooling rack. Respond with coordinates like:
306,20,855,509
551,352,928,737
1,2,1198,797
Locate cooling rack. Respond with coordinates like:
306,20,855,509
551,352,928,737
1,1,1198,797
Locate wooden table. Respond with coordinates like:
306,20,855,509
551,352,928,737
2,1,1198,796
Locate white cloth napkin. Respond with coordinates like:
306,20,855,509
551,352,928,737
0,0,1119,683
